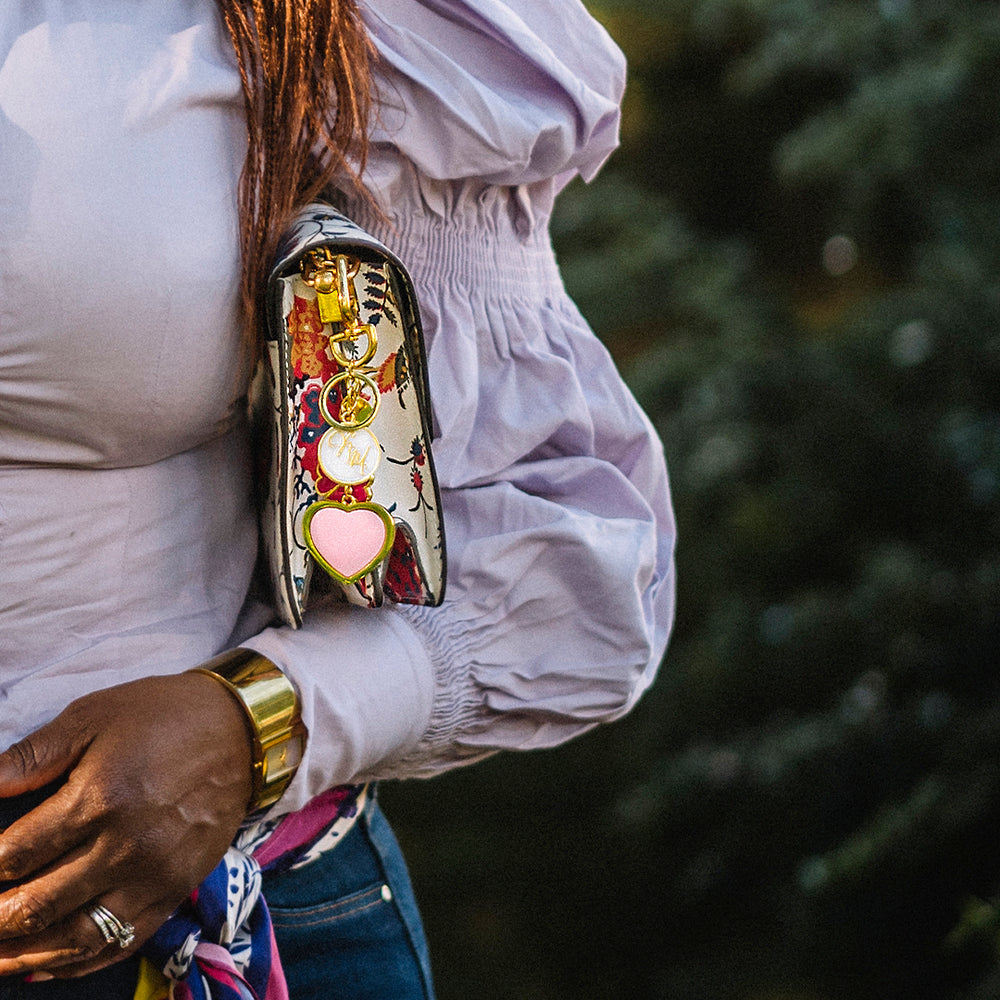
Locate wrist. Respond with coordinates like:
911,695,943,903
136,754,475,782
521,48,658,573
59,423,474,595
191,649,307,812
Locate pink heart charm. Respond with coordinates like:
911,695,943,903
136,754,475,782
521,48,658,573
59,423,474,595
303,502,396,585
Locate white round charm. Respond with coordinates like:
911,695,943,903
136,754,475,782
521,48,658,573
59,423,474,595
317,426,382,485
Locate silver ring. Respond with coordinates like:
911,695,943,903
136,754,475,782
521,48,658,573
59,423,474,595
85,904,135,950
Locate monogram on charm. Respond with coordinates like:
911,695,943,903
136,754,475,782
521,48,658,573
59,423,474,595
317,427,381,484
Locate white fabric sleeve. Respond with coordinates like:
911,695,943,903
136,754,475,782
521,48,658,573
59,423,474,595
236,0,674,816
360,0,626,185
240,303,676,814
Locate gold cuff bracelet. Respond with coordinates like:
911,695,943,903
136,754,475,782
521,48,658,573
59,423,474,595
192,648,307,812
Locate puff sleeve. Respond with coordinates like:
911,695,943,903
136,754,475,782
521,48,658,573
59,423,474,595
239,0,676,811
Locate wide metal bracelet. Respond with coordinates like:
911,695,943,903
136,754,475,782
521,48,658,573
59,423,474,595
192,648,307,812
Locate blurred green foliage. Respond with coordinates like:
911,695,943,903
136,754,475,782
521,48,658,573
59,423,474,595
382,1,1000,997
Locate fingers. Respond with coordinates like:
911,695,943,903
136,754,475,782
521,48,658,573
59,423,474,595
0,895,164,979
0,782,91,885
0,911,99,978
0,842,109,941
0,709,89,800
43,897,167,980
0,827,165,948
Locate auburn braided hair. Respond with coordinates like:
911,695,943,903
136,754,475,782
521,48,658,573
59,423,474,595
215,0,374,352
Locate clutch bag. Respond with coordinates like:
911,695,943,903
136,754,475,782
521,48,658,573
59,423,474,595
254,203,446,628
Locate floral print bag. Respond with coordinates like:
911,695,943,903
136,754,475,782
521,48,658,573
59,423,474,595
253,204,446,627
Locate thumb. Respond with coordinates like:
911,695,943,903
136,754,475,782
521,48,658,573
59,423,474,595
0,710,89,799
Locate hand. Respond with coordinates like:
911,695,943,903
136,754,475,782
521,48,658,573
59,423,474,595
0,671,254,979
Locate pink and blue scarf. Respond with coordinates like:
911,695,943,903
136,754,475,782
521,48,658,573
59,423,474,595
136,784,366,1000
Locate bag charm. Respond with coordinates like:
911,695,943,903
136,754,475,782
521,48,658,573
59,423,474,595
299,250,396,585
256,205,446,627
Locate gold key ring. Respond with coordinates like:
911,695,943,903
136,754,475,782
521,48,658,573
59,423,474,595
319,371,381,430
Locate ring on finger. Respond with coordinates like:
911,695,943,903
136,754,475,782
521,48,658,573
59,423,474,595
85,904,135,950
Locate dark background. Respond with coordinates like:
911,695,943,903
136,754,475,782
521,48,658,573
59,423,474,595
382,1,1000,996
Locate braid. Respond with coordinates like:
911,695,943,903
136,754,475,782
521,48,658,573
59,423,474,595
215,0,373,352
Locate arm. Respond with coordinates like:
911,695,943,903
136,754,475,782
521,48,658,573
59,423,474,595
243,337,675,810
236,0,668,809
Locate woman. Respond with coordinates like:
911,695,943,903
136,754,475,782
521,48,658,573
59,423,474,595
0,1,675,997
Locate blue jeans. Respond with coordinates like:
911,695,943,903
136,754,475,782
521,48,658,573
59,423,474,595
264,792,436,1000
0,789,434,1000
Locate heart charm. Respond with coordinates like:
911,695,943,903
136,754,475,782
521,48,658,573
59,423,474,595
303,502,396,585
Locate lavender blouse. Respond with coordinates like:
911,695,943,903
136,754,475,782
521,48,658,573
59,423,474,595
0,0,676,814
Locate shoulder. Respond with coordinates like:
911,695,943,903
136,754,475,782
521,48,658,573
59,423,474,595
359,0,626,184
